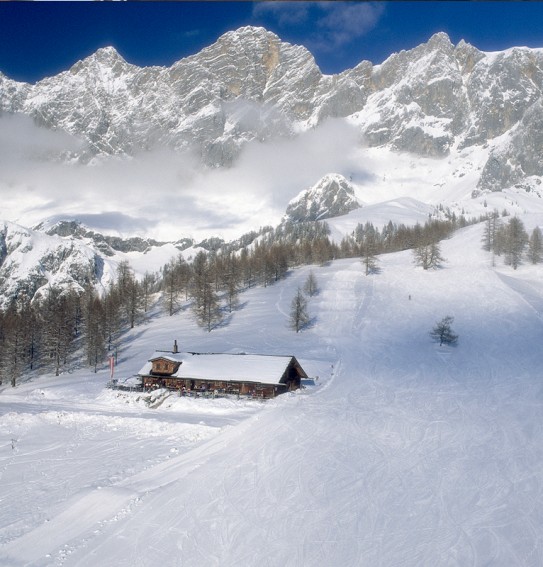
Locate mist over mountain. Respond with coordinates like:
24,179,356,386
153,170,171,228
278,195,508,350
3,25,543,291
3,26,543,189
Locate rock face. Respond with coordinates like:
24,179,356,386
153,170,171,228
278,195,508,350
0,220,197,308
2,26,543,187
40,220,174,256
0,28,321,166
0,221,105,309
284,174,360,223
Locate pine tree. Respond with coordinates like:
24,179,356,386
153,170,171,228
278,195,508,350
413,242,445,270
214,251,241,313
41,289,78,376
163,258,181,316
141,271,156,314
503,217,528,270
527,227,543,264
191,251,223,332
303,270,319,297
0,303,25,387
82,287,107,373
362,248,379,275
289,287,310,333
103,284,122,353
482,210,501,252
18,295,42,372
430,316,458,346
126,277,144,329
115,261,143,328
359,224,380,275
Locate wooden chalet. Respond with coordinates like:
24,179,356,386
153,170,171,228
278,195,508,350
138,347,307,399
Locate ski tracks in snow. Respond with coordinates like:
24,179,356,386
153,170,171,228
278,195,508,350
4,254,543,566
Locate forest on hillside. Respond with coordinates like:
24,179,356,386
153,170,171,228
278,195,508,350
2,211,537,387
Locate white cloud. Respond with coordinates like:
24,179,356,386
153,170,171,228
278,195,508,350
0,113,83,162
253,1,385,53
252,2,310,27
0,115,368,242
315,3,386,50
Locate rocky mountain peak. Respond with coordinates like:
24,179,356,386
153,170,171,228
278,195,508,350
217,25,280,45
426,31,455,53
2,26,543,190
68,45,133,78
91,45,125,62
284,173,360,223
454,39,485,75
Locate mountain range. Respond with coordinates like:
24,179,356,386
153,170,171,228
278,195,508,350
3,26,543,303
3,26,543,190
3,26,543,565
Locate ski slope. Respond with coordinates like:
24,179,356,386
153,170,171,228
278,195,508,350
1,222,543,566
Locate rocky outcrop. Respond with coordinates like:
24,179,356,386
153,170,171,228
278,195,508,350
0,222,103,308
284,174,360,222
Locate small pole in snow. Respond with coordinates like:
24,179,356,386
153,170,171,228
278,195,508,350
11,439,16,450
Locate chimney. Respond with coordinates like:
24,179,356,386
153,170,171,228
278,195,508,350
173,340,178,354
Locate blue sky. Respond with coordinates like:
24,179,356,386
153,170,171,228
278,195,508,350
2,2,543,83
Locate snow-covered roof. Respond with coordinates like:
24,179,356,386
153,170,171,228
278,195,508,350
139,352,305,386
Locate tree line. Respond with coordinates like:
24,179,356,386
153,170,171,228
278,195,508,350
0,216,470,386
0,260,157,387
482,211,542,269
0,222,336,386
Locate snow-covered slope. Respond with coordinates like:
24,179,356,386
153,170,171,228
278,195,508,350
0,220,203,308
0,221,111,307
1,221,543,566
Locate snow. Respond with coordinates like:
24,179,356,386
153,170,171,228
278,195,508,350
2,218,543,566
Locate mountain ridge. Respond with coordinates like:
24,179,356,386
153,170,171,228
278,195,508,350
3,26,543,188
4,27,543,304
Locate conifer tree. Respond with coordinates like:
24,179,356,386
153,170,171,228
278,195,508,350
413,242,445,270
163,258,182,316
0,303,25,386
289,287,310,333
191,251,223,331
482,210,501,253
361,228,380,275
502,217,528,270
528,226,543,265
103,284,122,353
141,271,157,314
41,289,78,376
430,316,458,346
18,295,41,372
115,261,143,328
303,270,319,297
82,287,107,373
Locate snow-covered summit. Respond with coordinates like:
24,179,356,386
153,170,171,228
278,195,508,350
2,26,543,185
284,173,361,223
